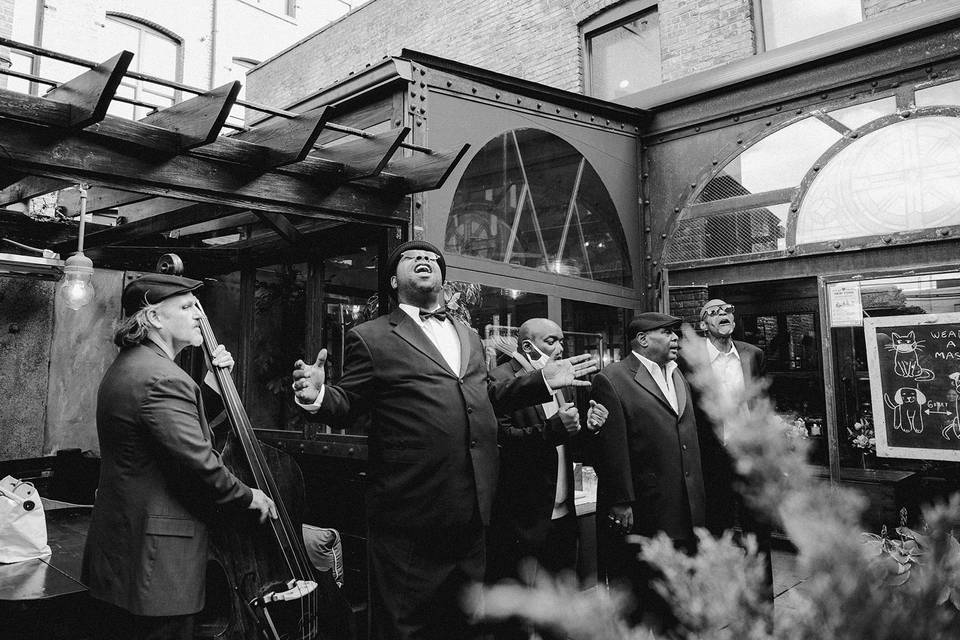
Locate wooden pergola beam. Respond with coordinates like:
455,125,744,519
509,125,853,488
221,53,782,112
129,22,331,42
234,105,333,167
255,211,304,245
43,51,133,129
140,82,240,150
380,143,471,192
0,116,407,225
66,202,248,252
56,185,152,216
317,127,409,180
0,174,71,205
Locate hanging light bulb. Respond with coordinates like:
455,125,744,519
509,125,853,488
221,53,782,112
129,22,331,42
58,184,95,310
59,253,95,309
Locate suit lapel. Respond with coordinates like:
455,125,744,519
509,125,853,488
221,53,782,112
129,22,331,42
631,356,677,414
672,368,687,416
390,309,456,377
735,340,753,381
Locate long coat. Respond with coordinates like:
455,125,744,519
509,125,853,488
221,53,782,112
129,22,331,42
488,357,577,556
314,308,550,532
591,353,706,542
81,341,252,616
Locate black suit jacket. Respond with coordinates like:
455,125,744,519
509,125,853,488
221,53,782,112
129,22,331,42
312,309,550,531
488,357,577,548
680,338,765,533
591,353,705,542
82,342,252,616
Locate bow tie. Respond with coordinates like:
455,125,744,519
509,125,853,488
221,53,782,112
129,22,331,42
419,308,448,322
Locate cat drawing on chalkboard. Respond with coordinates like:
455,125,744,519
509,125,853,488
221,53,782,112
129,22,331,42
884,386,926,434
886,331,935,381
944,372,960,441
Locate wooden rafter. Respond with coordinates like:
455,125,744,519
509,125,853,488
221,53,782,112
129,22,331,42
43,51,133,129
234,105,333,167
317,127,409,180
140,82,240,150
56,186,151,216
0,174,71,205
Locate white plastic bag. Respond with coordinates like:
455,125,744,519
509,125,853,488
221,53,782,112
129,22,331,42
0,475,51,563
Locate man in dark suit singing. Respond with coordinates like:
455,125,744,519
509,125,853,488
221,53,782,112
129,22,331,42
486,318,608,587
291,241,598,640
82,274,277,640
680,299,773,603
591,312,705,631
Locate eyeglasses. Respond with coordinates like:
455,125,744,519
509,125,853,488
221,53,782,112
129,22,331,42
703,305,735,317
399,251,440,263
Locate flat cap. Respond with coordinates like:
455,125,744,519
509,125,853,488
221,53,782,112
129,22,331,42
122,273,203,316
628,312,682,334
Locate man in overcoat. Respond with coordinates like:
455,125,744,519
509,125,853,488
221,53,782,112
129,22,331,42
292,241,597,640
591,312,705,630
82,273,276,640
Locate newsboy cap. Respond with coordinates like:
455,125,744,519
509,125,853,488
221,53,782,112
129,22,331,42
387,240,446,281
628,312,682,335
122,273,203,316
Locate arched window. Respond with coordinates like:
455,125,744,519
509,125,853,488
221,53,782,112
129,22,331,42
104,14,182,120
445,128,632,287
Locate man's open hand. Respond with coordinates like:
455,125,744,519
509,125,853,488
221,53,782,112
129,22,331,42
292,349,327,405
542,353,599,388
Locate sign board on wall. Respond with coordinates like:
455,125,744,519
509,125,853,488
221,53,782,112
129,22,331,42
864,313,960,461
828,281,864,326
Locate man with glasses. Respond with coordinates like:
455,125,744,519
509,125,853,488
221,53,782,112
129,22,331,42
291,240,598,640
682,298,772,605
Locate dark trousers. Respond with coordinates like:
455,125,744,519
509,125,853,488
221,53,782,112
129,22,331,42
87,598,194,640
599,525,687,635
487,513,579,640
368,520,486,640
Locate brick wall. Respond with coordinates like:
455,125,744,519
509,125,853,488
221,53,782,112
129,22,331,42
249,0,761,108
0,0,12,89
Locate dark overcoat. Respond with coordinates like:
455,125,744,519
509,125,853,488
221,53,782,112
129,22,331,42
82,341,252,616
591,353,705,542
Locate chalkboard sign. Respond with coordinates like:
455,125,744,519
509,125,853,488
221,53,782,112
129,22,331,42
865,313,960,461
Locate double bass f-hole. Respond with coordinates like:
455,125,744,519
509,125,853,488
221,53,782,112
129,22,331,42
157,255,325,640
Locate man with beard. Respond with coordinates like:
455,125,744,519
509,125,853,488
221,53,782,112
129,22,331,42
291,241,598,640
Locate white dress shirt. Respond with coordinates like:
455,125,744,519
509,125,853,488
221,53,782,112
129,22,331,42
633,351,679,413
706,338,745,443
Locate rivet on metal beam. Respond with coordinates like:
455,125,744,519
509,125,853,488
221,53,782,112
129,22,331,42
737,139,743,144
833,241,841,249
645,227,651,233
652,261,658,266
537,103,542,109
940,228,951,237
850,132,858,138
796,109,803,115
420,69,426,75
661,233,667,239
420,81,426,88
821,93,828,99
606,119,610,124
813,165,820,171
517,98,522,104
674,207,680,213
495,92,501,99
446,80,452,87
694,126,701,132
642,173,649,179
712,160,718,165
775,105,782,111
787,247,795,254
733,116,739,122
556,107,561,113
644,200,650,205
765,121,772,126
645,255,651,260
472,87,477,93
882,236,892,244
573,112,578,118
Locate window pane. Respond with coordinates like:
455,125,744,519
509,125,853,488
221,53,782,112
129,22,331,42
797,117,960,244
761,0,862,50
828,96,898,130
446,129,632,287
6,52,33,94
588,8,660,99
140,30,178,80
667,203,789,263
12,0,39,42
916,80,960,108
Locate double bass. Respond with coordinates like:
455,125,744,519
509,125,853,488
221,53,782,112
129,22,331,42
158,255,349,640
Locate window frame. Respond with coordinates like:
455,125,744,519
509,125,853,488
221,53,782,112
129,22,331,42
753,0,865,53
580,0,660,98
104,13,184,118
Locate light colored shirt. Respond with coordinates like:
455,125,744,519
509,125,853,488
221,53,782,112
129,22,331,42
513,351,569,520
398,303,461,374
634,351,679,413
706,338,745,443
706,338,744,397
